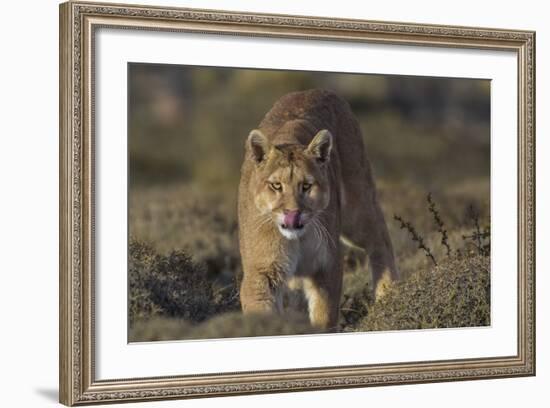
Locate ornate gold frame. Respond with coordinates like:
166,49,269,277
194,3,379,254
59,1,536,405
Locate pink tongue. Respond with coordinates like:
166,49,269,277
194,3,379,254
284,211,301,228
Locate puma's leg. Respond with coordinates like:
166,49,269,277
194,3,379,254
240,269,284,315
342,193,399,301
302,271,342,331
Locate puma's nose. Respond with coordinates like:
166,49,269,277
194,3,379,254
282,210,303,229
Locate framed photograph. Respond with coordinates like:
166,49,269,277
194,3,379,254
59,1,536,405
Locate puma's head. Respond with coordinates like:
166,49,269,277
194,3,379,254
246,128,333,240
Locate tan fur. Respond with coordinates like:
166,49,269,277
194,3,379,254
238,89,398,331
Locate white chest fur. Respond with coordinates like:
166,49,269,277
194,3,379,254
285,231,331,278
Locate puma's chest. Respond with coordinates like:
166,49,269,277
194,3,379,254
283,234,334,278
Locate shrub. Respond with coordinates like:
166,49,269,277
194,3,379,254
128,239,240,327
358,253,490,331
340,194,491,332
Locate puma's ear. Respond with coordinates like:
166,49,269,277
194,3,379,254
307,129,333,164
247,129,270,164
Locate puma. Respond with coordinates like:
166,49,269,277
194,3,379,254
238,89,398,330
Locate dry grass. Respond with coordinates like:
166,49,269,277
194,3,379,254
128,181,490,341
130,312,319,342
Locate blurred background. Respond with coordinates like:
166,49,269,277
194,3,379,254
129,63,490,191
128,63,491,341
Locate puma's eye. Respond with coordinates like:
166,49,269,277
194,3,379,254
270,182,282,191
302,183,312,192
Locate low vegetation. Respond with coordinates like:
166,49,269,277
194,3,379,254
129,239,240,327
129,186,490,341
353,254,490,331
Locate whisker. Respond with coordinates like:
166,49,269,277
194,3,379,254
312,219,323,250
318,212,337,249
312,217,328,251
253,214,272,234
315,217,336,250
